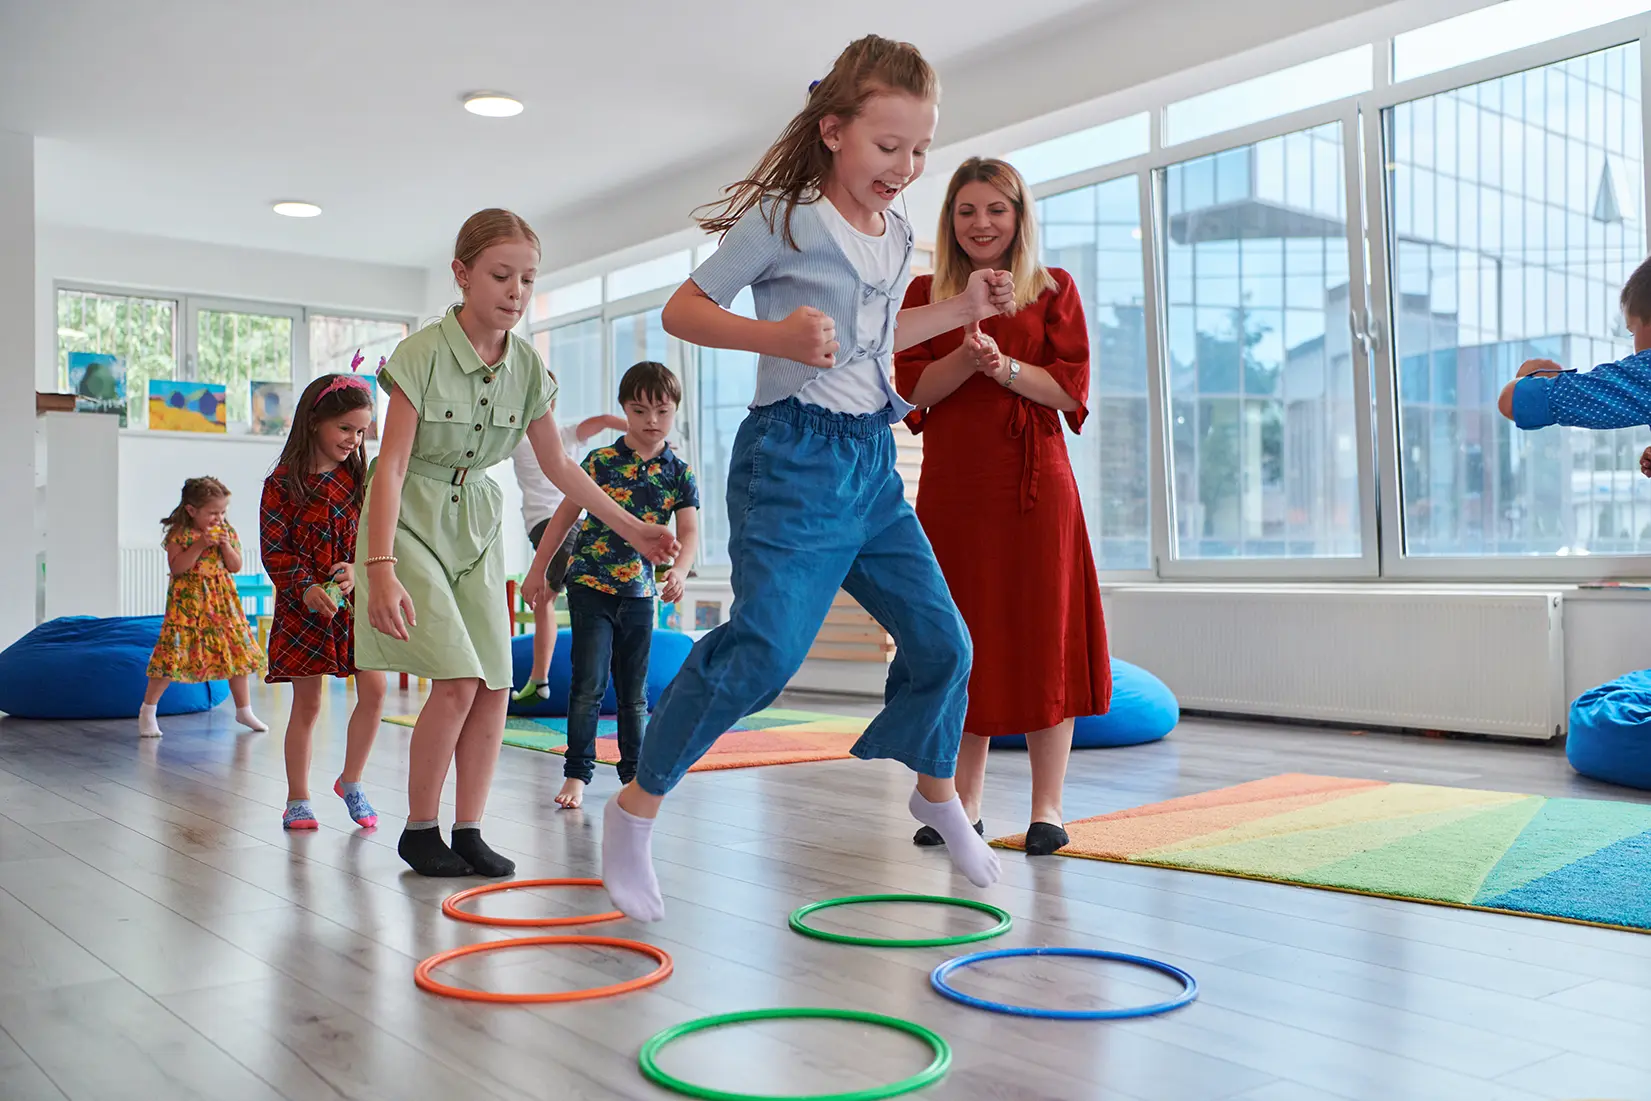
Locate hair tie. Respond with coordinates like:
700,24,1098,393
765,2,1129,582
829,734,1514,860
808,79,821,94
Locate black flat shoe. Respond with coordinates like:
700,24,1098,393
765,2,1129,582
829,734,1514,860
1024,821,1070,856
912,819,984,847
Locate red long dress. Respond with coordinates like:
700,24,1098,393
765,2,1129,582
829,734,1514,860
895,269,1110,737
260,465,361,682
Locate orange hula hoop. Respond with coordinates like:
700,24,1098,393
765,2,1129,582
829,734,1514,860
414,935,673,1004
441,877,624,928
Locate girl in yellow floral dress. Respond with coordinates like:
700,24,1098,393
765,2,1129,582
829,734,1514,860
140,477,268,738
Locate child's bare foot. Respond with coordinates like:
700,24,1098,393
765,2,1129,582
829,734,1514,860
555,778,586,809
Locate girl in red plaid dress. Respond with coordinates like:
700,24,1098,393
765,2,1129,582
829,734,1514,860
261,372,386,831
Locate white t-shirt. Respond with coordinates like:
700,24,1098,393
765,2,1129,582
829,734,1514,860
511,424,583,531
798,197,909,415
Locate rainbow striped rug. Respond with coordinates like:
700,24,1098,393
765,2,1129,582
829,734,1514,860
994,773,1651,933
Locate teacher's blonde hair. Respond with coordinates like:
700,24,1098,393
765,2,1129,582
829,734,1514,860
929,157,1054,313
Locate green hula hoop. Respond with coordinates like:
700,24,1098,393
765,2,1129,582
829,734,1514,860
788,893,1012,948
638,1007,951,1101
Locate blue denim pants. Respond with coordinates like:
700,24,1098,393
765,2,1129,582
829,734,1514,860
565,585,652,785
635,399,971,796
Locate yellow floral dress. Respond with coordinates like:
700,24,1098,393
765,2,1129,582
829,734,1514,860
146,524,267,681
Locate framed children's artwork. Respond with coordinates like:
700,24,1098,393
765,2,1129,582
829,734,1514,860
148,379,227,433
694,600,723,631
66,352,128,427
249,381,294,437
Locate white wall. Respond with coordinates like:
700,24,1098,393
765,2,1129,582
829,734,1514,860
34,223,428,392
1,131,36,647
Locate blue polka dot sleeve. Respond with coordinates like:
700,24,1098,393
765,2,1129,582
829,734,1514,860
1511,349,1651,431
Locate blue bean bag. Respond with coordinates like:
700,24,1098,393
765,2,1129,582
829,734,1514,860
1567,670,1651,791
0,616,230,720
993,658,1178,749
509,627,694,717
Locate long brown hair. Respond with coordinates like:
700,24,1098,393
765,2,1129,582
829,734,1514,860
696,35,937,249
160,477,230,540
274,373,374,506
930,157,1055,312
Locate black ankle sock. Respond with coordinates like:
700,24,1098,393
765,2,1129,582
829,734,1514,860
398,826,474,877
913,819,983,847
1024,821,1070,856
450,827,515,878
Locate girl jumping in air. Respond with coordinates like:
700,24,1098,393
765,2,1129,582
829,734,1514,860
602,34,1014,921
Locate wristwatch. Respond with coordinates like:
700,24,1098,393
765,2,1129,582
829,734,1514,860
1002,358,1021,387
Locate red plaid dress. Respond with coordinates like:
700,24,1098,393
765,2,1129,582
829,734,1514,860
260,465,361,681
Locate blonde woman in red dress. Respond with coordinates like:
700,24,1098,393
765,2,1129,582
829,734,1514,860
894,157,1110,855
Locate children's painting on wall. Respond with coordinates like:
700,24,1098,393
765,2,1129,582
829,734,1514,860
148,380,227,433
66,352,128,427
249,381,294,437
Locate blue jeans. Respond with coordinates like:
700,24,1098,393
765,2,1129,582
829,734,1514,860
635,399,971,796
565,585,653,784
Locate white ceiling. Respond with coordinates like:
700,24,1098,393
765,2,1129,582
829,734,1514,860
1,0,1115,269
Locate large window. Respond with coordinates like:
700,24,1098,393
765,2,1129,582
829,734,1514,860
310,314,408,375
1389,44,1647,556
1040,177,1152,569
193,306,295,424
528,4,1651,581
56,288,177,424
1162,123,1362,559
58,289,415,429
696,290,760,567
535,318,605,427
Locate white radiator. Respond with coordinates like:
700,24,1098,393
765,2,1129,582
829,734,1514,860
120,546,170,617
1102,585,1566,741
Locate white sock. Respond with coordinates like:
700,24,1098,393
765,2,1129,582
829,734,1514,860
602,798,665,922
910,789,1002,888
138,703,162,738
235,707,268,733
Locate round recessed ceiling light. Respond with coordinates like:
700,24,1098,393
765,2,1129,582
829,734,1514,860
272,201,322,218
464,92,524,118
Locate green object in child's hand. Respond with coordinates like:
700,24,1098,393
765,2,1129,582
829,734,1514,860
322,581,343,607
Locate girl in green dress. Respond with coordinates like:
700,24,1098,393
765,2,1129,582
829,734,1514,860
357,209,679,878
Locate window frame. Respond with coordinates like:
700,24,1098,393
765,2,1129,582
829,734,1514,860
56,283,416,429
1026,155,1163,582
1365,16,1651,581
528,9,1651,585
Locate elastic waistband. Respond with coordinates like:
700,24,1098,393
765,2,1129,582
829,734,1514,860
751,398,893,439
405,456,474,485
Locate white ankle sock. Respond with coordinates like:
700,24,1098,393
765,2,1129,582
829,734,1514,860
909,789,1001,888
138,703,162,738
235,707,268,732
602,798,665,922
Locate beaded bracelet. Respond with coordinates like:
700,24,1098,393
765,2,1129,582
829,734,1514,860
365,555,398,566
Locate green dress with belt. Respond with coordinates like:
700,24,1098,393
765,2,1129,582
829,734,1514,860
354,307,556,689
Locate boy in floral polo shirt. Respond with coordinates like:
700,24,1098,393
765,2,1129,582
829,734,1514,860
523,361,699,808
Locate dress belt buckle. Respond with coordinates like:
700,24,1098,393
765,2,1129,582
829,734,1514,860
452,466,469,486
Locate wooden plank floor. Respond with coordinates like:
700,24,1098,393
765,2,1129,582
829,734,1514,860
1,681,1648,1101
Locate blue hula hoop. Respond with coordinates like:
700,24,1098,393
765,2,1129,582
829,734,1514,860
929,946,1198,1020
